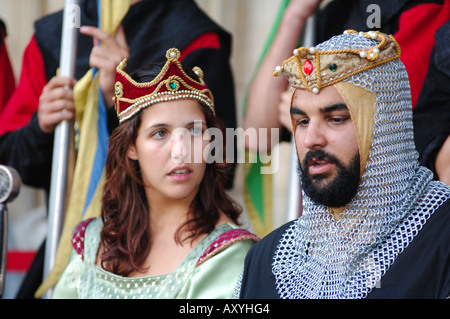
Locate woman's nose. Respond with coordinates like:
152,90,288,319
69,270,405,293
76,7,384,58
171,129,190,163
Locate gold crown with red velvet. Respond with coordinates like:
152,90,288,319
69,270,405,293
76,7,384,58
114,48,215,123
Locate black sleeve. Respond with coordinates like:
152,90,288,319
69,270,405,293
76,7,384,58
107,105,119,134
0,112,53,190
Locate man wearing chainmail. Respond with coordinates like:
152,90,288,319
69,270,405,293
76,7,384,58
236,30,450,299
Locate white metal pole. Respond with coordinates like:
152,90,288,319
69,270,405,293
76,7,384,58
43,0,80,298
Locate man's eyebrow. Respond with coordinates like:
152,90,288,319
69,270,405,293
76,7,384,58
290,107,305,116
321,103,348,114
290,103,348,116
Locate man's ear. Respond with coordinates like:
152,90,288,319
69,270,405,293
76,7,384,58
127,145,138,160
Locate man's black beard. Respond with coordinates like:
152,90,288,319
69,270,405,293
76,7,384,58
298,149,361,208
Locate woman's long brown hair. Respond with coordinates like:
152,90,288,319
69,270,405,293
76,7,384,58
99,64,242,276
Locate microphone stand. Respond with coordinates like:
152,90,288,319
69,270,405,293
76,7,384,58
0,165,22,298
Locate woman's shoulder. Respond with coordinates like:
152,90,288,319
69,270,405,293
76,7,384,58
71,217,103,260
196,223,259,267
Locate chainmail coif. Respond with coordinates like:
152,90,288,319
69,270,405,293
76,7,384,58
272,32,450,299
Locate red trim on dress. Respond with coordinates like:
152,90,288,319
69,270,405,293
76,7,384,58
71,217,96,261
196,228,259,266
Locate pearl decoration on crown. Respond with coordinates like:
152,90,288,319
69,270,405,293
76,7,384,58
273,65,283,76
349,30,385,61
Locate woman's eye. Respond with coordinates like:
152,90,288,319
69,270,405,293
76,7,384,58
152,130,166,139
190,126,203,136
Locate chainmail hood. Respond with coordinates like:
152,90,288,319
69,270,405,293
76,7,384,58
272,31,450,298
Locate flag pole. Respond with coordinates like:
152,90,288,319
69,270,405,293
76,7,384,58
43,0,80,298
286,14,316,222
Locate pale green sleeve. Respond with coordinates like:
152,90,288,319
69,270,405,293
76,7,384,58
178,239,254,299
51,250,83,299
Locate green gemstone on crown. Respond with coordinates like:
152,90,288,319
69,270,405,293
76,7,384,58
329,63,337,72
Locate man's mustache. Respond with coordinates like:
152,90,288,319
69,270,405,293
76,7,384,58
302,149,341,169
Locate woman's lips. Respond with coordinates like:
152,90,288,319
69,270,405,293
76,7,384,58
168,167,192,181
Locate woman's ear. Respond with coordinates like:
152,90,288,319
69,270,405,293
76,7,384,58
127,145,138,161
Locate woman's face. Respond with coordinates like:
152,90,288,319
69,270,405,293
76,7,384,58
127,99,209,203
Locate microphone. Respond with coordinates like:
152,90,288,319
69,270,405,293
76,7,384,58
0,165,21,204
0,165,22,297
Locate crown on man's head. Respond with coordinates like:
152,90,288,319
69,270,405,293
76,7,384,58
114,48,215,123
274,30,401,94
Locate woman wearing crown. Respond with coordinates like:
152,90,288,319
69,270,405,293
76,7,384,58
51,48,258,299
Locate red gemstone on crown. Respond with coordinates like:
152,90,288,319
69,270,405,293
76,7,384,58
303,59,313,75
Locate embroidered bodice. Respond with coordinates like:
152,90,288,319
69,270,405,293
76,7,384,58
53,218,258,299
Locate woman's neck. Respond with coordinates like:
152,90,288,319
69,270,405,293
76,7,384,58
146,192,195,236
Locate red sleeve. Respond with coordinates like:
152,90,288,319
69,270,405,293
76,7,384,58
0,35,47,136
0,32,15,112
394,2,450,108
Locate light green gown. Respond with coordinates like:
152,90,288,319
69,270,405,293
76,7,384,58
52,218,257,299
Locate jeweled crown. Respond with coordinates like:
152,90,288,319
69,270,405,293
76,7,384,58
114,48,215,123
274,30,401,94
